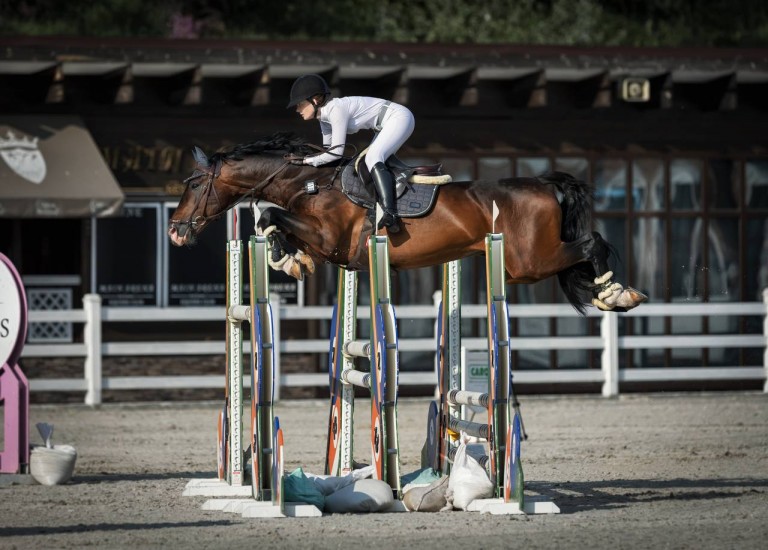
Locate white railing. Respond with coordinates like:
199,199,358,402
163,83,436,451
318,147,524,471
22,289,768,405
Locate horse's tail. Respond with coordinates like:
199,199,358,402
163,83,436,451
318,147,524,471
539,171,611,315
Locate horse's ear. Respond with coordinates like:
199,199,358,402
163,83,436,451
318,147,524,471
192,146,210,167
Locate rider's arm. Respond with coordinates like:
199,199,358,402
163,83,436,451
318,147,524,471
304,106,348,166
320,121,332,148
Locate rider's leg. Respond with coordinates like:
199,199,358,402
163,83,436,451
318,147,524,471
365,106,415,233
370,163,400,232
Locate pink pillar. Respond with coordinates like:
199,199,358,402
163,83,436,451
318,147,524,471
0,363,30,474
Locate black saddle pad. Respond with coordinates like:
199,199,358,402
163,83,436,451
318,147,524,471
340,161,439,218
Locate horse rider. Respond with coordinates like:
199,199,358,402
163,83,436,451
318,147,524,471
287,73,415,233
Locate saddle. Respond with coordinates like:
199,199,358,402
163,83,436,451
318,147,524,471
340,151,452,218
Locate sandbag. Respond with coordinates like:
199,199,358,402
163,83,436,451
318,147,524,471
403,474,450,512
324,478,394,513
446,433,493,510
401,467,441,492
306,465,375,496
283,468,326,510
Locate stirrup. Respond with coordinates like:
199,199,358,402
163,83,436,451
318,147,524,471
377,211,400,233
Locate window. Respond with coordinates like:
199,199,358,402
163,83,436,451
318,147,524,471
478,157,512,180
516,157,550,177
593,159,626,211
633,159,664,211
745,160,768,209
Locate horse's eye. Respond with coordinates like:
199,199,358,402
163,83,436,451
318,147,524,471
190,182,200,190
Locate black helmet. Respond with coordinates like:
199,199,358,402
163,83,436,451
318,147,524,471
286,74,330,108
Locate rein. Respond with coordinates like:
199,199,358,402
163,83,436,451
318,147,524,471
170,158,291,229
172,141,356,229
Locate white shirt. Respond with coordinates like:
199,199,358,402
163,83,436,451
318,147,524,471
304,96,390,167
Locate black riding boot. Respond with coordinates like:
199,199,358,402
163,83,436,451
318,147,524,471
370,162,400,233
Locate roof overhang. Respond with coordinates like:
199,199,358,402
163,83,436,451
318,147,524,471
0,116,124,218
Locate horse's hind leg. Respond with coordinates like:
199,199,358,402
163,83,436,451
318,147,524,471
586,231,612,280
586,231,647,311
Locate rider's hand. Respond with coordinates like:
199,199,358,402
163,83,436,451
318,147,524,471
284,154,305,165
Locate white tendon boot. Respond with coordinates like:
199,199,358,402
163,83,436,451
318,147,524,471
258,225,315,281
591,271,648,311
592,271,623,310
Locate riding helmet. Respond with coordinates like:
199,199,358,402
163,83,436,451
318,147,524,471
286,74,330,108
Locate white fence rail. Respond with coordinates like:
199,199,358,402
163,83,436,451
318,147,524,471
22,290,768,406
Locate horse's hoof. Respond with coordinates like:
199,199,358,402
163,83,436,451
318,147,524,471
288,263,304,281
280,257,304,281
297,252,316,275
616,287,648,310
626,287,648,302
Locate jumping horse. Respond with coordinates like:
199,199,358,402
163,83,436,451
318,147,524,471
168,133,646,313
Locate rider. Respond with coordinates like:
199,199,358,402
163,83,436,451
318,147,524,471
287,73,415,233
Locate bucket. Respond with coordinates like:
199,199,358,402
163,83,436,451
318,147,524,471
30,444,77,485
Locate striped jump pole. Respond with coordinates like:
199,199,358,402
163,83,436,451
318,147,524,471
326,235,402,498
184,235,276,501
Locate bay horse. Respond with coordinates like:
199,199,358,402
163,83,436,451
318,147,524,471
168,133,646,313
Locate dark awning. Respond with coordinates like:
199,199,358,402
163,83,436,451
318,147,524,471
0,116,124,217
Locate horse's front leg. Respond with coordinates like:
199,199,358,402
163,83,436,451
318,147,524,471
256,207,318,280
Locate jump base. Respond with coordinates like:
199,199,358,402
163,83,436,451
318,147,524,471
182,478,252,497
467,495,560,515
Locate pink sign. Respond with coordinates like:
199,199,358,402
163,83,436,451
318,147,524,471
0,252,28,365
0,252,30,475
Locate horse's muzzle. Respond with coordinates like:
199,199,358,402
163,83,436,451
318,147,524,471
168,222,195,246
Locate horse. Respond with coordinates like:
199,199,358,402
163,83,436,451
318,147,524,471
168,133,646,313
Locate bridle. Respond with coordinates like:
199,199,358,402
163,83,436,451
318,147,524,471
169,157,293,231
170,143,355,233
169,161,222,231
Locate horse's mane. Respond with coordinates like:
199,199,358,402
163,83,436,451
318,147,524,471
210,132,314,163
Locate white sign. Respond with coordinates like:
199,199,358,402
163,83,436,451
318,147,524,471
0,130,46,184
461,348,490,420
0,254,26,366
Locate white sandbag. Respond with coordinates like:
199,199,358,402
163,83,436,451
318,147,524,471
305,465,375,496
324,478,394,513
402,475,450,512
447,433,493,510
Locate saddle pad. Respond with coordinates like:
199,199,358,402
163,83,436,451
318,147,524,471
341,162,439,218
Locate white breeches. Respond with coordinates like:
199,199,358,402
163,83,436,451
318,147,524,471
364,105,415,172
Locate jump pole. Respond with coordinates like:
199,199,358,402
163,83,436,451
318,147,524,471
429,233,559,514
222,235,276,497
183,236,272,497
183,235,320,517
326,235,402,498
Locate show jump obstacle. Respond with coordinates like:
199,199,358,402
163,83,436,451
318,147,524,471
428,234,559,515
326,235,402,498
185,232,555,515
0,252,30,479
182,235,319,518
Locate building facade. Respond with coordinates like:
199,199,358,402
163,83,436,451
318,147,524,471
1,37,766,386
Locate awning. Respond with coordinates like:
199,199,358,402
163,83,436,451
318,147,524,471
0,116,124,217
